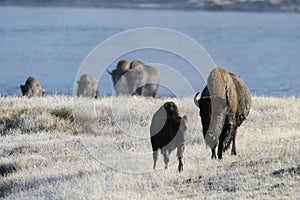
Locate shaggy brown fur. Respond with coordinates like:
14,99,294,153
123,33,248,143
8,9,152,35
77,74,99,98
150,101,187,172
130,60,143,69
117,60,130,71
194,67,251,159
107,60,130,88
20,77,45,97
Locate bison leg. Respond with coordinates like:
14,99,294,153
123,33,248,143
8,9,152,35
134,87,143,96
177,144,184,172
218,125,229,159
211,146,217,159
162,149,170,170
95,90,99,99
231,129,237,155
178,156,183,172
152,151,158,170
217,136,224,159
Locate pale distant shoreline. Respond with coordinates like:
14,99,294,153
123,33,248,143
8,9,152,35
0,0,299,13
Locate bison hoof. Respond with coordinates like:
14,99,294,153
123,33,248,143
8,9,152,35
218,154,223,159
231,150,237,155
178,164,183,172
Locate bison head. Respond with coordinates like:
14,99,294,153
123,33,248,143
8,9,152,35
20,84,32,97
163,101,180,119
20,77,45,97
194,88,227,150
107,60,131,96
107,60,129,87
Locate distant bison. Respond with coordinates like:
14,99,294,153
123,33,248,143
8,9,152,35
150,101,187,172
20,77,45,97
77,74,99,98
194,67,251,159
108,60,159,97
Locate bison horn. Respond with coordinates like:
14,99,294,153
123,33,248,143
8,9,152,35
107,69,112,75
194,92,200,108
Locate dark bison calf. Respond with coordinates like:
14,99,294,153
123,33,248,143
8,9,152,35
150,101,187,172
194,67,251,159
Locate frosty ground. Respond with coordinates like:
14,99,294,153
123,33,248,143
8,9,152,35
0,95,299,199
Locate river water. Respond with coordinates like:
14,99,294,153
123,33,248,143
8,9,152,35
1,6,299,97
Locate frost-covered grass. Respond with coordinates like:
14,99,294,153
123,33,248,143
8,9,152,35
0,95,299,199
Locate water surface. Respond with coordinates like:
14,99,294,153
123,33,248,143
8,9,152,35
1,7,299,97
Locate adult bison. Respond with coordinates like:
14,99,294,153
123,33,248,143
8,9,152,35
77,74,99,98
107,60,159,97
194,67,251,159
150,101,187,172
20,77,45,97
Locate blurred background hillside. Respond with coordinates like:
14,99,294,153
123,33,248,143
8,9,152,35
0,0,299,12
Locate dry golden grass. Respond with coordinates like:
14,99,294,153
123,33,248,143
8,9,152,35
0,95,299,199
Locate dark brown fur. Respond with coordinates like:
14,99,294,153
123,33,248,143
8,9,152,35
130,60,143,69
150,101,187,172
108,60,130,87
20,77,45,97
117,60,130,71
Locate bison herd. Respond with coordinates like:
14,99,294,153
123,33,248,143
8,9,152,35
19,61,251,173
107,60,160,97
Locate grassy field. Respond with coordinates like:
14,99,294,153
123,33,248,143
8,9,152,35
0,95,299,199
